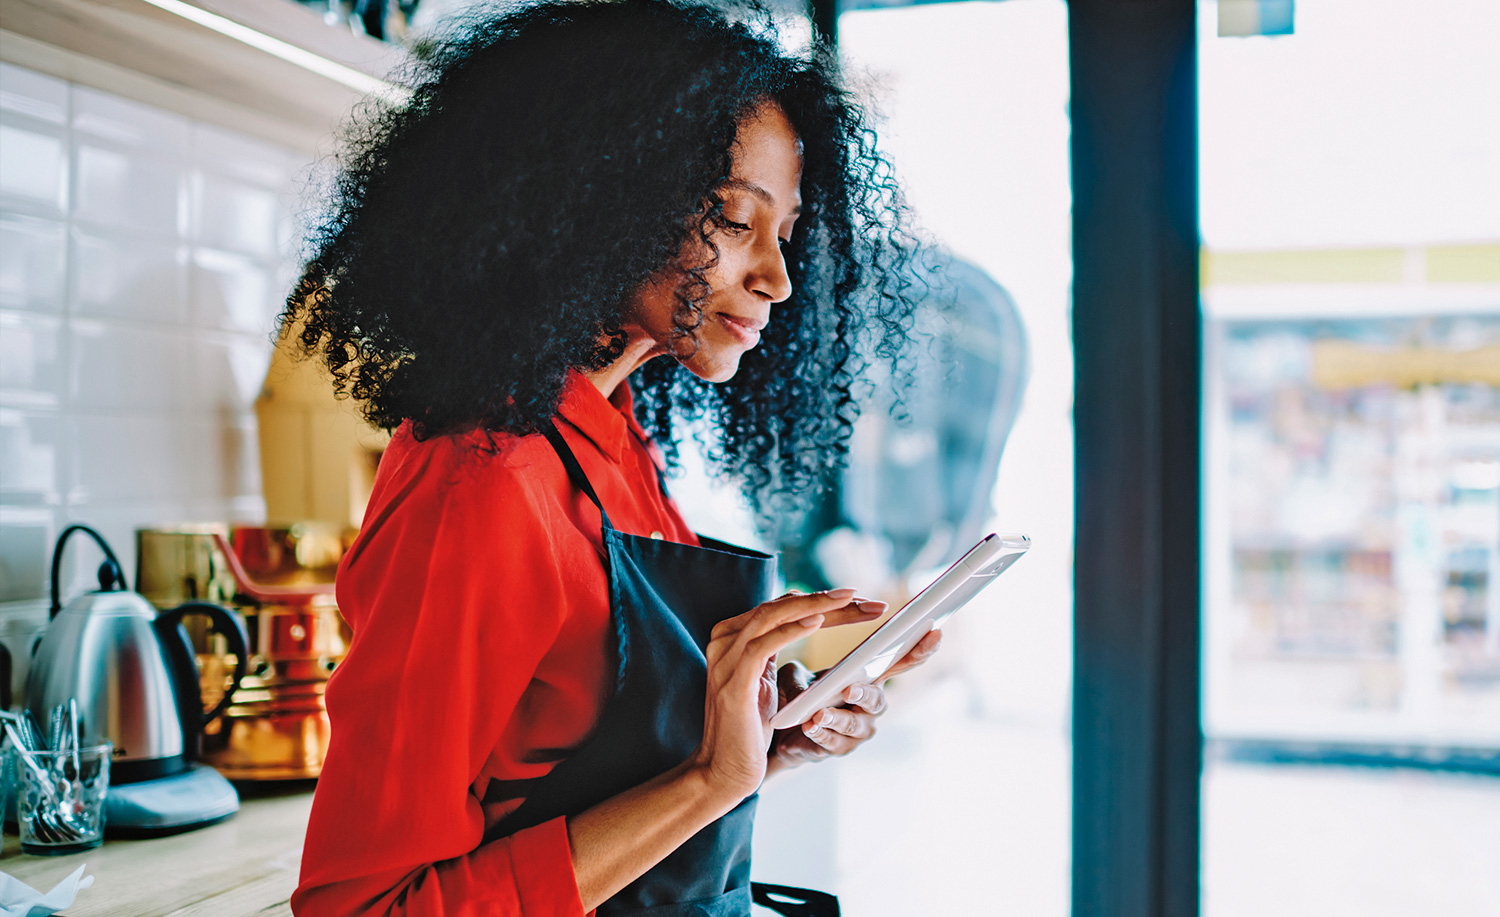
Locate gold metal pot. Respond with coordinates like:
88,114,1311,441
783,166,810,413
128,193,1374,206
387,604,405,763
137,524,351,781
197,648,334,781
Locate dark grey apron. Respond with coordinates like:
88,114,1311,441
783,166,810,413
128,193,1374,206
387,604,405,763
482,423,837,916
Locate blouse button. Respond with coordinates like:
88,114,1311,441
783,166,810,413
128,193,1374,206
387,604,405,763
650,531,663,540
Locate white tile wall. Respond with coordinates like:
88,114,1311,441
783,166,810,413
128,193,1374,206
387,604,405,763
72,230,190,324
0,62,304,603
73,143,185,237
0,312,64,408
72,87,191,155
0,506,54,604
195,124,299,188
191,249,273,333
69,414,208,503
0,215,66,312
193,332,276,411
195,173,280,258
0,410,62,501
0,120,68,215
69,320,191,410
0,67,67,125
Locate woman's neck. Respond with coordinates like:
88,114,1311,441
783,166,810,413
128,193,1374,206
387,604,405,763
579,328,663,399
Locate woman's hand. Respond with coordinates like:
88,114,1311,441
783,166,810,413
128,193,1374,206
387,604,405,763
570,594,906,908
766,628,943,775
687,589,884,803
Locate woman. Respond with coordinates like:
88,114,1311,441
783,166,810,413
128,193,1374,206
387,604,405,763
288,2,931,914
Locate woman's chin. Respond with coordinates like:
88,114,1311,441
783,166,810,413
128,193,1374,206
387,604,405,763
677,349,745,384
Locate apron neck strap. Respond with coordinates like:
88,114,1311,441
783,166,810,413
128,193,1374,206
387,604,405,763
543,421,614,530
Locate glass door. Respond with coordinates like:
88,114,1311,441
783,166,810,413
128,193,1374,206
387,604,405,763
827,2,1073,913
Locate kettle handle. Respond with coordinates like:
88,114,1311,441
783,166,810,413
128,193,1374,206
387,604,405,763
155,602,251,730
49,524,127,618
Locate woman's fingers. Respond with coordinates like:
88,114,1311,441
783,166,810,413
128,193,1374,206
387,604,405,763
812,600,886,629
880,628,944,681
768,665,894,768
801,706,876,754
805,707,873,738
840,683,888,715
710,589,879,652
740,614,824,671
716,588,849,637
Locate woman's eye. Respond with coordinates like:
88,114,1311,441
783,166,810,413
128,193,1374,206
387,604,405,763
722,219,752,234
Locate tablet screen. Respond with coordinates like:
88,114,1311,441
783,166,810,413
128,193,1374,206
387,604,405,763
854,546,1027,681
770,532,1029,729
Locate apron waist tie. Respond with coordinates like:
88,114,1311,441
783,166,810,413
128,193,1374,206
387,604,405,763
751,882,840,917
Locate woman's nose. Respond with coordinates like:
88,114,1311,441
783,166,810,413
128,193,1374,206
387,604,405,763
748,236,793,303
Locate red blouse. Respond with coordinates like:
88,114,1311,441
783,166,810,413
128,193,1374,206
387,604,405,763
293,372,699,916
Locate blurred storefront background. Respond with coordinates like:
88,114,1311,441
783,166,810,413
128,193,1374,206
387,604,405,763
1199,0,1500,759
1198,2,1500,913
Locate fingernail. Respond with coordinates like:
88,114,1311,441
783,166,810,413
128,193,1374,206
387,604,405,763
816,710,833,726
801,614,825,628
847,686,865,705
827,587,856,597
805,723,824,738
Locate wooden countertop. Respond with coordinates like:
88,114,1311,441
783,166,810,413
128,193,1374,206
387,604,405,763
0,783,314,916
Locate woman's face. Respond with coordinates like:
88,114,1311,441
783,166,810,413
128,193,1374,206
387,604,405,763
630,102,803,383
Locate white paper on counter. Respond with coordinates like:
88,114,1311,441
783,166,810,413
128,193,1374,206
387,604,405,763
0,864,94,917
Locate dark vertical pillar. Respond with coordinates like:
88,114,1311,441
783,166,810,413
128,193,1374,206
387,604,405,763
807,0,838,50
1070,2,1201,917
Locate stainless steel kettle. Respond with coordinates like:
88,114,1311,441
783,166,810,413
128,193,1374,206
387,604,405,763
25,524,249,784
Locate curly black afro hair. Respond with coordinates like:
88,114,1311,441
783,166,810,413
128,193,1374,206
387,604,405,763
284,0,918,511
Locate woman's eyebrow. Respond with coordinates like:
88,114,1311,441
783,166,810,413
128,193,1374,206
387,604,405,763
723,178,801,216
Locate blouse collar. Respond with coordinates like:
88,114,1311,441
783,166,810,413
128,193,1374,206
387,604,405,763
555,369,639,463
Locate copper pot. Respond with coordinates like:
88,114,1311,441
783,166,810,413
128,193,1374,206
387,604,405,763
137,525,350,780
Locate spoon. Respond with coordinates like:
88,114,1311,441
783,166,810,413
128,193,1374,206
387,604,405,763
3,711,96,844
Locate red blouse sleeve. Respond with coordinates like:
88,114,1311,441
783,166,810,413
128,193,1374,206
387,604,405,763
293,439,596,917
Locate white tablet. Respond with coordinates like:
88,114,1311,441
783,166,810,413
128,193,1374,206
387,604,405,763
769,533,1030,730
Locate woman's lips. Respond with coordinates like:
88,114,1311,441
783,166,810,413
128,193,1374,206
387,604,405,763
715,312,766,346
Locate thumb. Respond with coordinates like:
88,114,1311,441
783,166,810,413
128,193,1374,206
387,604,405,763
776,660,815,704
